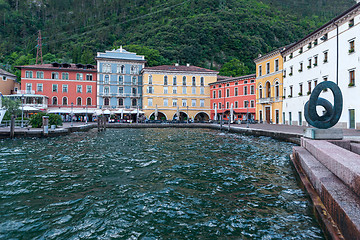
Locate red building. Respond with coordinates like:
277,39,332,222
17,63,97,110
209,74,256,122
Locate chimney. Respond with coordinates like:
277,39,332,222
175,63,179,66
186,63,190,67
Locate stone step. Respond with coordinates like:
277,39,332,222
301,138,360,197
293,146,360,240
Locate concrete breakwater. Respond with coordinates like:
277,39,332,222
0,123,302,144
292,138,360,240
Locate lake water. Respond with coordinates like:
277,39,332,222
0,128,324,239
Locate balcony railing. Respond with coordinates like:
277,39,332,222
98,93,141,98
258,97,273,104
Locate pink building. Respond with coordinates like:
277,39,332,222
17,63,97,111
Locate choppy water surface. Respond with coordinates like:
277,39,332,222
0,128,324,239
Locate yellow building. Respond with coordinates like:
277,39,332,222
254,48,284,124
0,69,20,95
141,64,218,121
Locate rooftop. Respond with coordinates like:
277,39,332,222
142,64,218,74
0,68,16,78
16,63,96,71
96,46,146,62
210,74,256,84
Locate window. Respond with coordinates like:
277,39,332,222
51,72,58,79
219,102,222,109
218,90,222,98
266,62,270,74
52,97,58,105
290,66,293,75
36,71,43,79
164,98,168,106
349,70,355,86
299,47,303,54
37,83,43,92
121,65,125,74
192,87,196,94
308,81,312,94
244,81,248,84
349,39,355,53
250,100,255,108
213,91,216,98
104,97,110,106
275,59,279,71
234,88,238,96
182,99,187,107
172,99,177,107
86,74,93,81
103,64,111,73
52,84,58,92
192,99,196,107
259,85,263,98
235,82,238,85
290,86,293,97
148,75,153,84
76,73,83,80
308,59,312,69
132,99,137,107
182,76,187,86
172,76,177,85
164,76,168,85
2,76,6,81
226,102,229,109
250,85,255,95
119,76,123,84
62,97,68,106
349,18,354,28
182,86,187,94
132,88,137,95
132,76,137,85
299,83,303,96
244,86,248,95
62,85,68,93
258,65,262,76
226,89,230,97
147,86,153,94
284,88,286,98
299,62,303,72
275,82,279,98
324,51,328,63
235,101,238,108
87,85,92,93
164,86,168,94
25,71,33,78
244,101,249,108
62,72,69,80
200,99,205,107
104,75,109,84
104,86,109,94
148,98,153,107
192,76,196,86
86,97,92,106
200,87,204,95
117,64,121,73
119,87,124,94
173,87,177,94
118,98,124,106
200,77,204,86
77,85,82,93
314,56,318,66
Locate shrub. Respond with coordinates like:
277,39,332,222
29,113,63,128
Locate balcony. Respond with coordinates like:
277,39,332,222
258,97,273,104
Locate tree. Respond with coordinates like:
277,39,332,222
219,59,251,77
2,97,21,120
123,45,171,67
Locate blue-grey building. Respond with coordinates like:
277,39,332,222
96,47,146,112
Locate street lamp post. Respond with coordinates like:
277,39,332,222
71,102,74,127
21,94,24,128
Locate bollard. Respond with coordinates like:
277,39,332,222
97,116,101,132
103,116,106,131
42,116,49,137
10,115,15,139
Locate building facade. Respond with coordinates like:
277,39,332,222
142,64,218,121
209,74,256,122
254,49,284,124
17,63,97,111
0,69,20,95
95,47,146,112
282,2,360,128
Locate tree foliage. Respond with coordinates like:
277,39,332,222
2,98,20,116
0,0,356,76
29,112,62,128
220,59,251,77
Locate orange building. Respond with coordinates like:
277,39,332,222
0,69,20,95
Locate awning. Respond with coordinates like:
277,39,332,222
113,109,131,114
103,109,111,115
48,109,71,114
130,109,145,114
20,106,41,112
73,109,96,114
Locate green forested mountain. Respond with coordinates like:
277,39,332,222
0,0,356,78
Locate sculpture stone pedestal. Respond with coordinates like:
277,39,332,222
304,128,343,140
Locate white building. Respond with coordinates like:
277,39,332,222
282,2,360,129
